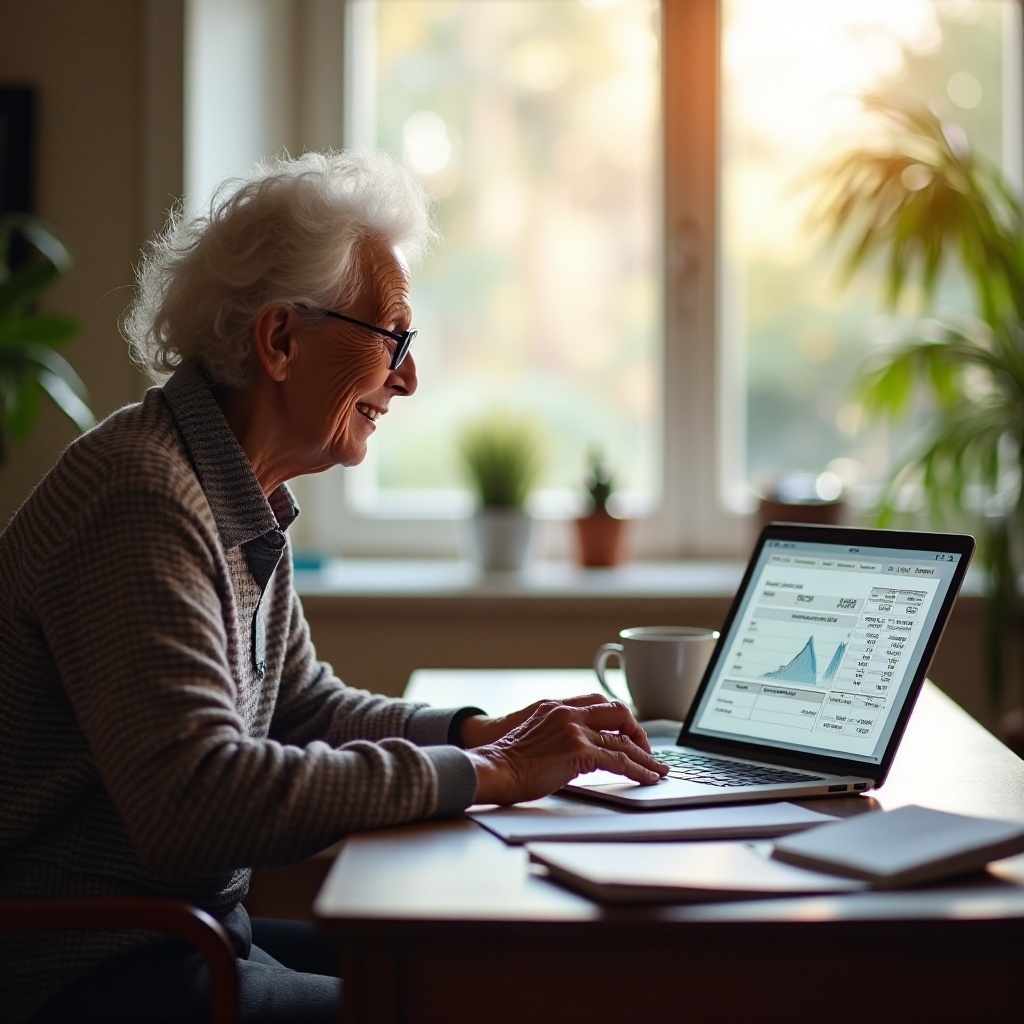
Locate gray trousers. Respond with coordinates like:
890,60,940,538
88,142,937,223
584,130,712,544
31,905,340,1024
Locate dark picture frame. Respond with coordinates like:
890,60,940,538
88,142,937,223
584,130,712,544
0,86,36,214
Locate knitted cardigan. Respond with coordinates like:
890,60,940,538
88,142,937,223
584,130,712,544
0,362,478,1022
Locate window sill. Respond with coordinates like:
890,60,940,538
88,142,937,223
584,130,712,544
293,558,750,601
293,557,991,602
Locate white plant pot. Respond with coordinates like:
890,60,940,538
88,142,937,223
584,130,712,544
471,508,533,572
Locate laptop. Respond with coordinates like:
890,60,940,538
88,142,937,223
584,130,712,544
563,523,974,809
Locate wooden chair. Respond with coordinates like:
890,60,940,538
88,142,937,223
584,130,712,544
0,898,240,1024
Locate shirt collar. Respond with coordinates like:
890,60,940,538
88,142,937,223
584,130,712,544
160,360,299,550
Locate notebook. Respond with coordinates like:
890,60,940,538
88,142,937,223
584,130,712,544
770,804,1024,887
563,523,974,809
527,840,870,903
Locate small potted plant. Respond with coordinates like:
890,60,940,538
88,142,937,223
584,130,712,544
575,448,628,567
458,413,544,571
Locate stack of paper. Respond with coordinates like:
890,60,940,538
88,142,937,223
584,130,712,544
469,796,837,844
523,804,1024,904
527,840,868,903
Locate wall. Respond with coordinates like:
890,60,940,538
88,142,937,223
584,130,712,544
0,0,182,525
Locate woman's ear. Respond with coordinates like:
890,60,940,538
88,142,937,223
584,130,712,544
253,305,297,382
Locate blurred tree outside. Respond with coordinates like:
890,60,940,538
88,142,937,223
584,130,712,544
344,0,660,516
726,0,1017,504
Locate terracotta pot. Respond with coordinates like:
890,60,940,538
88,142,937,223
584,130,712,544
756,497,845,532
575,510,628,567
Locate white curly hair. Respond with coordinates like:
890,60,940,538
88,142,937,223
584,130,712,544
121,149,436,387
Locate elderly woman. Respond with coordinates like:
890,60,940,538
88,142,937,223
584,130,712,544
0,150,666,1024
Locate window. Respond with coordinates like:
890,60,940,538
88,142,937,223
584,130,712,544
719,0,1022,513
342,0,661,529
185,0,1022,559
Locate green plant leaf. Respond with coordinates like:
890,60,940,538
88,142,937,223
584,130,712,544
813,96,1024,324
11,342,93,405
0,259,62,320
35,367,96,433
0,213,89,463
0,313,79,350
0,212,73,274
980,515,1016,708
1,370,40,443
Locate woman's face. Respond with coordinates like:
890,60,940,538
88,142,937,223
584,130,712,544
285,239,418,471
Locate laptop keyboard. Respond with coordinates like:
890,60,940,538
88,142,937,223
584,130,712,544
652,750,824,787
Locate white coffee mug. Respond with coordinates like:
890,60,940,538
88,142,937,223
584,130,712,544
594,625,720,721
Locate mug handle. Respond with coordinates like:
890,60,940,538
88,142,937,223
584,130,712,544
594,643,628,703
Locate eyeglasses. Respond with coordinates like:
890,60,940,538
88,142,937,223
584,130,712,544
306,307,417,370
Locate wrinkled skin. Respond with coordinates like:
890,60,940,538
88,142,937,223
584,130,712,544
220,236,417,494
462,695,668,804
219,238,668,803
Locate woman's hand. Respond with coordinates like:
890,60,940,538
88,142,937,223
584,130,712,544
463,696,669,806
459,701,570,748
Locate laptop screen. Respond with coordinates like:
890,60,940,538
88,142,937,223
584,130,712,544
686,529,972,767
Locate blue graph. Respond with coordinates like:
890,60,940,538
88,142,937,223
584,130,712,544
763,636,846,686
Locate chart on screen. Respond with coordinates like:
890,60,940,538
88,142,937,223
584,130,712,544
693,551,940,759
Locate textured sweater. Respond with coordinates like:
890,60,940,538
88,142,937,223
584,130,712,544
0,361,479,1023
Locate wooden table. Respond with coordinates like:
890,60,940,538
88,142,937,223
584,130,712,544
315,670,1024,1024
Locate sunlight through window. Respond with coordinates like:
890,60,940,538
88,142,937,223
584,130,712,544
721,0,1021,508
343,0,661,518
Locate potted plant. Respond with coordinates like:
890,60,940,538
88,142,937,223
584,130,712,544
0,212,93,464
575,448,628,567
813,96,1024,743
457,413,543,571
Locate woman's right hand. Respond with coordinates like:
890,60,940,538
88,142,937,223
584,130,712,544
464,695,668,806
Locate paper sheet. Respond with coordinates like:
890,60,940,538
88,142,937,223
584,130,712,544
469,794,837,844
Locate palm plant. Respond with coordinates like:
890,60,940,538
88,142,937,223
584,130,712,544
813,96,1024,714
0,212,93,464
